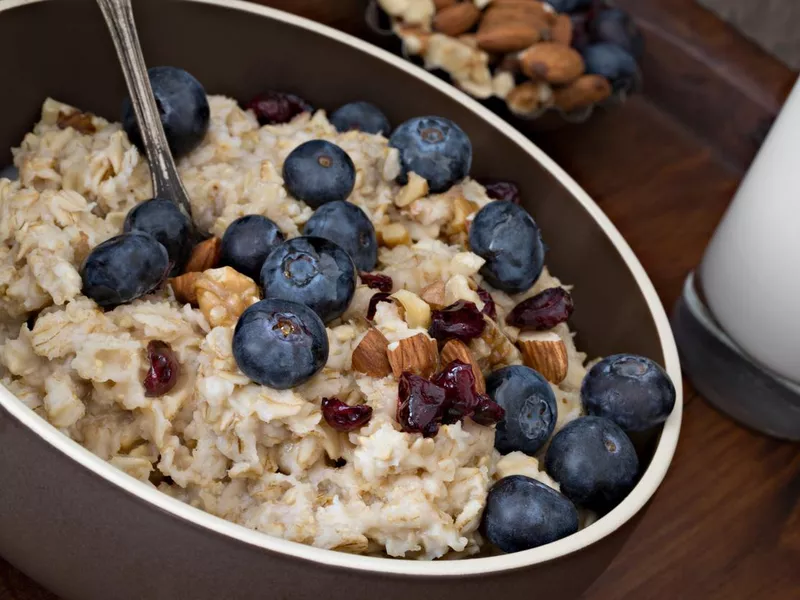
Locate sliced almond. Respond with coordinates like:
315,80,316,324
391,289,432,329
170,272,201,305
387,334,439,378
441,339,486,393
518,330,568,383
420,281,446,310
433,2,482,37
394,172,429,208
184,236,222,273
352,328,392,378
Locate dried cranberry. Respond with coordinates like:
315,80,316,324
143,340,180,397
480,179,521,204
246,91,314,125
429,301,486,343
476,286,497,320
360,271,393,293
321,397,373,432
432,360,482,423
366,292,395,320
397,373,448,437
471,394,505,426
506,287,574,330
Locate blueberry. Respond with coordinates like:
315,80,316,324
581,43,640,92
389,116,472,193
482,475,579,553
581,354,676,431
122,66,210,159
545,416,639,513
330,101,391,136
123,198,193,276
303,201,377,271
487,365,558,456
544,0,592,13
232,298,328,389
260,236,356,324
219,215,285,281
282,140,356,208
469,201,546,293
589,8,644,59
81,231,169,308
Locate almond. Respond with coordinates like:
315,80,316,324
519,42,584,84
476,24,542,54
433,2,482,37
549,13,573,46
420,281,446,309
553,74,612,112
518,330,568,383
391,289,432,329
352,328,392,378
434,0,457,9
184,236,222,273
170,272,201,305
387,334,439,378
441,339,486,393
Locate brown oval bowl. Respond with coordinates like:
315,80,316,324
0,1,681,599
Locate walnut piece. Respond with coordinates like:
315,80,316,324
194,267,261,327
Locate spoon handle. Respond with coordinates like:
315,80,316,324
96,0,193,219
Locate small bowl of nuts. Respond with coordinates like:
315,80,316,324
369,0,643,124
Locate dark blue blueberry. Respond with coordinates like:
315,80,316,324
581,354,676,431
487,365,557,456
122,66,210,159
330,101,391,136
123,198,193,276
545,416,639,513
389,116,472,193
589,8,644,59
0,164,18,180
581,43,640,92
282,140,356,208
482,475,579,553
219,215,285,281
81,231,169,308
469,201,546,293
303,201,377,271
232,298,328,389
260,236,356,324
544,0,592,13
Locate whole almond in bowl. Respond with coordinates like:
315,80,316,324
519,42,584,85
433,2,481,37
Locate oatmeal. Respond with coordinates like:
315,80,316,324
0,80,672,559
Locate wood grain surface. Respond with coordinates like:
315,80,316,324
1,1,799,599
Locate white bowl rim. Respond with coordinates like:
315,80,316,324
0,0,683,577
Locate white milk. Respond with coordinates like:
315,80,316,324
699,76,800,383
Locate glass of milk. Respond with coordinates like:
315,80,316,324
673,75,800,439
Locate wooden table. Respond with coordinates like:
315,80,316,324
2,1,799,598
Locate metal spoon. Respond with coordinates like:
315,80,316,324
96,0,193,221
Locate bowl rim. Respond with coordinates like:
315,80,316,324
0,0,683,577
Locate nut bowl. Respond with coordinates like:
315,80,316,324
0,1,680,599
